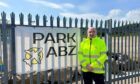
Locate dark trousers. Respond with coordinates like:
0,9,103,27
82,72,105,84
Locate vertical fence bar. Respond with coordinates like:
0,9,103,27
57,16,61,84
112,20,117,84
75,29,79,84
0,17,4,84
98,20,101,37
51,43,54,84
68,18,73,84
19,13,24,25
63,17,66,28
108,19,112,84
44,42,49,84
69,17,72,28
75,18,78,28
36,14,39,26
95,19,98,43
134,23,138,83
1,12,8,84
138,23,140,82
75,31,79,84
57,16,60,27
21,32,25,84
135,23,138,83
80,27,84,84
134,23,137,83
28,14,32,26
63,17,67,83
136,23,139,82
20,13,24,84
43,15,47,26
0,17,2,81
120,21,123,84
119,21,122,84
90,19,93,27
124,21,127,84
8,13,12,83
69,22,75,84
104,20,108,84
95,20,98,29
50,15,54,27
69,27,73,84
80,18,83,28
85,19,88,28
36,15,41,83
130,24,134,84
64,38,67,84
104,20,107,43
37,36,41,84
125,22,128,84
129,22,133,84
128,22,131,84
14,17,24,84
28,14,34,84
99,20,103,38
10,12,16,84
117,21,120,84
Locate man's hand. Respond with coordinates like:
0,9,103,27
86,64,93,72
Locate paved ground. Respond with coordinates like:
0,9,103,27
1,73,140,84
111,77,140,84
72,77,140,84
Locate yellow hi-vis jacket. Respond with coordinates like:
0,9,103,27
78,36,107,74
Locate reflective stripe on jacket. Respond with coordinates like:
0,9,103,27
78,36,107,74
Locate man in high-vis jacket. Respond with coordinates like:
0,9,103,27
78,27,107,84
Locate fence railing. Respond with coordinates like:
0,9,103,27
0,12,140,84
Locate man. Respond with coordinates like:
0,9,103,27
78,27,107,84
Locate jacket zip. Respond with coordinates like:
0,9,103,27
89,39,92,64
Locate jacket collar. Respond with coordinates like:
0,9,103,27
87,36,98,40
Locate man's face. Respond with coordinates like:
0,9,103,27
87,28,96,39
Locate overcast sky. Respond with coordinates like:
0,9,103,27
0,0,140,22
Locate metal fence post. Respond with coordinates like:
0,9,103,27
1,12,8,84
107,19,112,84
10,12,16,84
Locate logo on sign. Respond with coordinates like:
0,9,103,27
23,47,43,67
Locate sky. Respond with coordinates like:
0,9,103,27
0,0,140,23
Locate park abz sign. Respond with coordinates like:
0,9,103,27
15,26,81,74
33,32,77,57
